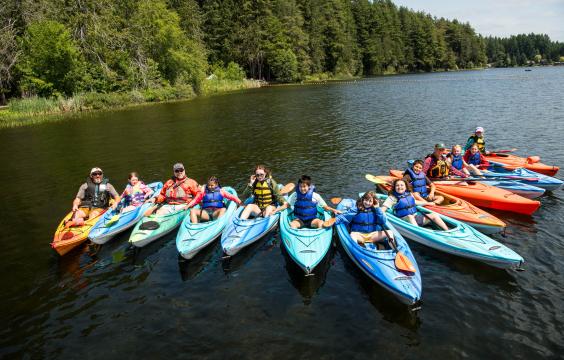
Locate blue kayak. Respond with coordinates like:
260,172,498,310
221,207,280,256
376,193,525,269
485,164,563,191
89,182,163,244
176,187,239,260
336,198,422,306
279,209,333,275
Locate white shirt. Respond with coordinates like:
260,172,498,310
287,192,327,207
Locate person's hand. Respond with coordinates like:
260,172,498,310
249,175,256,186
148,197,156,203
72,205,79,212
333,209,343,215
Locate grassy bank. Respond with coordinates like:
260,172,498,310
0,79,263,128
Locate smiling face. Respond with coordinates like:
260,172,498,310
452,146,462,156
413,162,423,174
470,144,479,154
129,175,139,186
174,167,185,178
298,182,310,194
362,196,374,208
207,181,217,191
394,180,407,194
91,171,103,184
255,169,266,181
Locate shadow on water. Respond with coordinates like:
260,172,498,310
178,241,222,281
221,232,277,274
281,244,333,305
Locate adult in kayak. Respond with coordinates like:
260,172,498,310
447,144,483,176
402,160,444,204
121,172,155,212
464,144,490,170
381,179,449,231
278,175,341,229
240,164,287,219
464,126,487,154
189,176,242,224
66,167,121,227
423,143,467,179
149,163,202,215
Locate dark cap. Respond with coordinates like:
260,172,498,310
434,143,446,149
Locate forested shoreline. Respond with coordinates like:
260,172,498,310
1,0,563,124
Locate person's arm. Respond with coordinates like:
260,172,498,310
273,191,292,213
464,137,474,152
73,184,87,211
449,165,468,178
426,176,436,198
270,179,287,206
380,196,396,212
185,181,202,208
314,193,341,214
422,157,432,175
107,184,121,209
155,182,169,203
479,154,490,169
220,189,242,205
402,174,414,192
141,183,154,198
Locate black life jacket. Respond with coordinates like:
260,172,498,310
82,177,110,209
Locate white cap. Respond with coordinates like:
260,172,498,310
475,126,484,133
90,167,103,175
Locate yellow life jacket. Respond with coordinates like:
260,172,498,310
428,156,449,178
469,135,486,154
253,179,275,210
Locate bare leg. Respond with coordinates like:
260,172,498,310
467,164,483,176
431,195,444,205
190,208,201,224
199,209,211,222
240,204,261,220
261,205,277,217
404,214,419,227
212,208,226,220
428,213,449,231
311,219,324,229
290,219,303,229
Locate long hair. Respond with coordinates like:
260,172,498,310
389,179,407,196
254,164,272,178
356,191,377,211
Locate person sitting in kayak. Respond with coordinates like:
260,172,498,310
189,176,242,224
277,175,341,229
402,160,444,204
149,163,202,215
447,144,483,176
240,164,287,219
67,167,121,227
464,144,490,170
121,172,155,213
464,126,487,154
381,179,449,231
423,143,467,179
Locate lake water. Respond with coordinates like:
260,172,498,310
1,67,563,358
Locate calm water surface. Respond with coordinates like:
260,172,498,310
1,67,563,359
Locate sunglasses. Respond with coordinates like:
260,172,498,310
255,173,266,177
174,168,185,173
91,172,103,176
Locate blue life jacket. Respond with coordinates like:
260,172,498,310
392,191,417,218
293,185,318,222
467,152,481,166
202,186,224,209
351,207,385,233
451,154,463,170
405,167,428,198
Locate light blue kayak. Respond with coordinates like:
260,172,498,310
336,198,422,306
279,208,333,275
485,164,563,191
375,193,525,269
129,204,189,248
89,182,163,244
176,186,239,260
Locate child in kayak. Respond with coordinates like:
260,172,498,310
447,145,483,176
381,179,449,231
423,143,467,179
464,126,487,154
402,160,444,204
149,163,202,215
189,176,242,224
464,144,490,171
240,165,287,219
121,172,155,212
278,175,341,229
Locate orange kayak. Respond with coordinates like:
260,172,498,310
51,210,107,256
389,170,540,216
371,174,506,234
485,153,559,176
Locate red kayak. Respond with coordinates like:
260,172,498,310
485,153,559,176
389,170,540,215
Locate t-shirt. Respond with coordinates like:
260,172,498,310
76,182,118,199
287,192,327,207
382,195,398,210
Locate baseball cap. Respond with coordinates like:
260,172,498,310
434,143,446,149
173,163,184,171
90,167,103,175
475,126,484,133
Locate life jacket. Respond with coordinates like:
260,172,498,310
164,177,194,204
123,182,146,207
351,207,384,233
202,186,225,209
293,185,317,222
450,154,464,170
467,152,482,166
405,167,428,198
82,177,110,209
392,191,417,218
427,155,449,179
252,178,276,210
468,135,486,154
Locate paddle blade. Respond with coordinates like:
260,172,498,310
323,217,336,227
365,174,387,185
279,182,295,195
330,197,342,205
105,214,120,226
395,252,417,273
143,205,157,217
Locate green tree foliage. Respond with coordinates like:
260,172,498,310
485,34,564,66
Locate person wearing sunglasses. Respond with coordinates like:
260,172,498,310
67,167,121,227
240,164,287,219
150,163,202,215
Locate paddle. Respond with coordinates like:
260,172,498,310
489,148,517,154
436,176,539,182
279,182,295,195
365,174,388,185
143,202,163,216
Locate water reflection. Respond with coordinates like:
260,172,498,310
178,242,221,281
221,232,277,274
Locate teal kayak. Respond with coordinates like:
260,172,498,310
279,208,333,275
176,187,239,259
375,193,525,269
89,182,163,244
129,204,189,248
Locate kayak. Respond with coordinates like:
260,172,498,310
129,204,189,248
52,209,108,256
280,208,333,275
370,174,506,234
335,198,422,306
485,153,559,176
176,186,239,260
89,182,163,245
389,170,540,215
375,194,525,269
485,166,563,191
